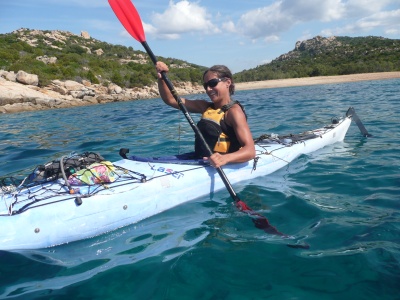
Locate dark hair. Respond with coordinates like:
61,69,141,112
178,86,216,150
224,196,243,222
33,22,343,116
203,65,235,95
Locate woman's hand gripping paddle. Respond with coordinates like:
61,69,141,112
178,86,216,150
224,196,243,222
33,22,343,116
108,0,284,236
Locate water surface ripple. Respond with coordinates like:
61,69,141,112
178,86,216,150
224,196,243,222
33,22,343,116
0,79,399,299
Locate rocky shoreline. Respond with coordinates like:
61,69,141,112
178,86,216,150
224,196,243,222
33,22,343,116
2,70,400,114
0,70,204,114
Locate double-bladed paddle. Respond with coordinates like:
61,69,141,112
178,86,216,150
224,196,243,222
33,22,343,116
108,0,283,236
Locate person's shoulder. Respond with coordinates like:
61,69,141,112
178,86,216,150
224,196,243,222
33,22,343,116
230,103,246,115
225,103,247,123
185,99,210,113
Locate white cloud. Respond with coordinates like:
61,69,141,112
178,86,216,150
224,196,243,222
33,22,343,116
264,35,280,43
344,0,395,17
386,28,400,35
235,0,346,40
356,9,400,30
222,21,236,33
322,8,400,35
234,0,400,41
236,2,293,39
149,0,217,39
280,0,346,22
142,23,158,36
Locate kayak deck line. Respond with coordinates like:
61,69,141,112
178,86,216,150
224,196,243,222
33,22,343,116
0,107,365,250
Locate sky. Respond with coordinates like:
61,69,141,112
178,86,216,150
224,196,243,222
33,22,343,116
1,0,399,73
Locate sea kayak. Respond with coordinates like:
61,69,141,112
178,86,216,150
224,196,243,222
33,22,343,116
0,107,363,250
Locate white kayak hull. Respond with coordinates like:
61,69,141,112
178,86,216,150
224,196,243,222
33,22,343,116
0,115,352,250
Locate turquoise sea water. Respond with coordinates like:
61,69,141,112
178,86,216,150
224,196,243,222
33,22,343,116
0,79,399,299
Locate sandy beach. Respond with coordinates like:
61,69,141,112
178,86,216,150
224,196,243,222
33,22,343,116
235,72,400,91
1,71,399,114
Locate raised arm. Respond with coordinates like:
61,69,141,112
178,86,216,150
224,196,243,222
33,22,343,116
155,61,208,113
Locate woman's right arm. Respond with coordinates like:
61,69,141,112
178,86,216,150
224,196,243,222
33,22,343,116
156,62,207,113
157,72,179,109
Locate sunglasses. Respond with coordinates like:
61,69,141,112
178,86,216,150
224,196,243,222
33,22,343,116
203,78,226,90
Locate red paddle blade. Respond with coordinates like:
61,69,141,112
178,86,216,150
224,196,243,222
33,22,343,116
236,200,284,236
108,0,146,42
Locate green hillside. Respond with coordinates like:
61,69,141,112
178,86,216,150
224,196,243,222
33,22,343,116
235,36,400,82
0,28,207,87
1,30,399,87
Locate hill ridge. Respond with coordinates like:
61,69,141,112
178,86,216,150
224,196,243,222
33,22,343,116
1,28,206,87
235,35,400,81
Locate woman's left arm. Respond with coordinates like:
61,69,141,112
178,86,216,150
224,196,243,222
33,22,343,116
207,105,256,168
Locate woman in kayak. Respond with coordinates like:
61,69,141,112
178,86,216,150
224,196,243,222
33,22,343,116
156,61,255,168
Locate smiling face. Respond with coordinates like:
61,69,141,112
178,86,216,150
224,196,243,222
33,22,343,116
203,71,232,107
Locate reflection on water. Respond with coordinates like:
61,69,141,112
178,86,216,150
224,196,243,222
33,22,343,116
0,79,399,299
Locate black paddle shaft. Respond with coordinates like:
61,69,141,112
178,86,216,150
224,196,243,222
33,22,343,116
141,41,240,202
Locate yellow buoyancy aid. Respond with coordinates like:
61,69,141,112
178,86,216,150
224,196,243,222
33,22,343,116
195,101,245,157
201,106,231,153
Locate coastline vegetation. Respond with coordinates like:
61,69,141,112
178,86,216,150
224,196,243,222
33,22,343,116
1,30,399,87
235,36,400,81
0,29,207,87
